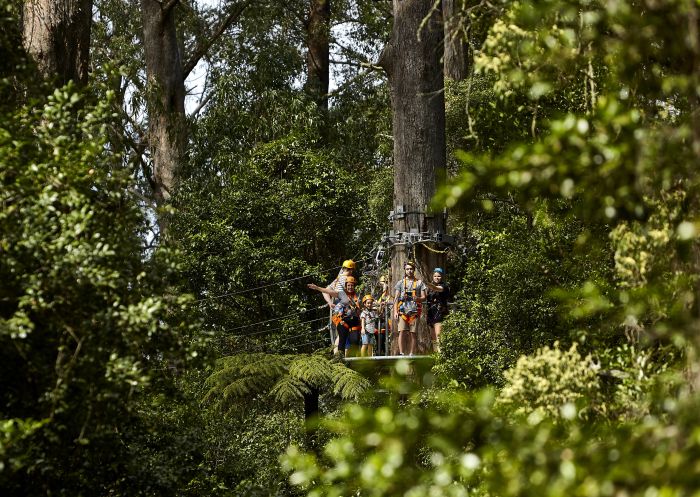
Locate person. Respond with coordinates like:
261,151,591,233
360,295,377,357
325,260,355,354
425,267,450,353
375,275,392,356
393,261,426,356
324,259,356,309
308,276,361,357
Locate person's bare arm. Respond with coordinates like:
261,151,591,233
308,283,339,299
425,281,445,292
322,279,338,306
393,289,401,320
416,281,427,303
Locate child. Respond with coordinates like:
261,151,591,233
360,295,377,357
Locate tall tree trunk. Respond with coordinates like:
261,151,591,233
686,0,700,392
141,0,187,229
380,0,447,355
23,0,92,86
303,387,320,452
443,0,469,81
306,0,331,110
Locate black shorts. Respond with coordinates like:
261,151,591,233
427,307,446,325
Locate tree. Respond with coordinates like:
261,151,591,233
284,376,700,497
140,0,248,229
204,351,369,452
140,0,186,214
443,0,469,81
0,75,202,497
306,0,331,110
23,0,92,85
379,0,447,353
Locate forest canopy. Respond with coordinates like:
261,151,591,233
3,0,700,495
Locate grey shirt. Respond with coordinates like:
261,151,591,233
394,278,426,299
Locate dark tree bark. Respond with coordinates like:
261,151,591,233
303,387,320,452
380,0,447,354
305,0,331,110
443,0,469,81
23,0,92,86
141,0,187,218
140,1,248,232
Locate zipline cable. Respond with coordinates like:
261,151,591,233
214,304,327,334
245,325,330,351
293,337,328,349
190,259,369,304
267,324,329,344
225,316,329,339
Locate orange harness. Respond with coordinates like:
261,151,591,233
399,278,421,324
333,292,360,326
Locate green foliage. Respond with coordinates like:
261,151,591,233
284,367,700,497
439,0,699,392
199,405,305,497
595,343,677,420
441,0,700,227
204,351,370,413
436,200,613,387
498,342,599,418
0,21,202,492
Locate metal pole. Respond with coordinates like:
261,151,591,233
372,315,382,355
384,300,390,356
329,308,335,348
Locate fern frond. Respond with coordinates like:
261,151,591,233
222,374,275,400
288,354,334,388
204,352,301,409
204,366,243,387
269,375,310,405
330,363,371,401
238,353,291,377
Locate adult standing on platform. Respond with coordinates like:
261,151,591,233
326,260,355,353
425,267,450,353
324,259,355,309
393,261,426,356
308,276,361,357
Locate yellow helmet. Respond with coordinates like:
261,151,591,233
345,276,357,285
342,259,356,269
362,294,374,304
379,275,387,283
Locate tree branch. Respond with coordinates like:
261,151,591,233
162,0,179,14
182,1,251,80
189,91,213,118
330,58,383,71
327,68,383,98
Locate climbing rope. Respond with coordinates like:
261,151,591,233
417,242,450,254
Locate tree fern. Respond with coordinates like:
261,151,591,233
287,354,334,386
269,375,311,404
331,362,371,401
204,350,370,414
